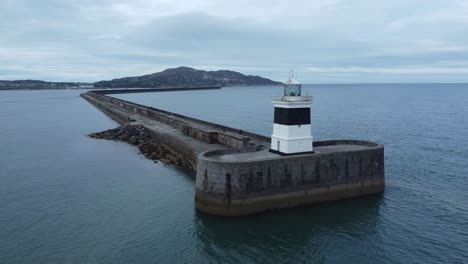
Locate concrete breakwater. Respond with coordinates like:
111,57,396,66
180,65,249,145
82,87,384,216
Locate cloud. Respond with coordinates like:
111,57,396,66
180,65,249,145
305,66,468,74
0,0,468,83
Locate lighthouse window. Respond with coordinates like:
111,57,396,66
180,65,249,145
274,107,310,125
284,84,301,96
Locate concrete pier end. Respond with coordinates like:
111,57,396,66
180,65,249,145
195,140,384,216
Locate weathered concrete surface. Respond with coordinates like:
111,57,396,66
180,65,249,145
81,88,385,216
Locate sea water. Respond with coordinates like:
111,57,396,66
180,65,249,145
1,84,467,263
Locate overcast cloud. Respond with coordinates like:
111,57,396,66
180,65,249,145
1,0,467,83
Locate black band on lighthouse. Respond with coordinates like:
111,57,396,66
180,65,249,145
274,107,310,125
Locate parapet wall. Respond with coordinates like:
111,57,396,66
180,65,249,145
81,90,271,171
92,86,221,95
83,91,268,149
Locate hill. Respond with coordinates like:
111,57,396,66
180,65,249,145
93,67,281,88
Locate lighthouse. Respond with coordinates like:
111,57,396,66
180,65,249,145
270,72,314,154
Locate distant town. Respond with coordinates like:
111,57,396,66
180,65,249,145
0,80,93,90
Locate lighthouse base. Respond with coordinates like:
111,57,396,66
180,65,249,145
268,148,315,156
270,136,313,154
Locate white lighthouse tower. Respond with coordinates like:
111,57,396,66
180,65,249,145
271,72,314,154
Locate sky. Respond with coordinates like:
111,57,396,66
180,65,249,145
1,0,468,83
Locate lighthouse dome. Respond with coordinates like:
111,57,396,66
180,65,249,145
284,77,300,85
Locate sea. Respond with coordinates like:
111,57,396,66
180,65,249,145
0,84,467,264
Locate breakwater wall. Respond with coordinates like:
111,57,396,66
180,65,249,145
82,87,384,216
81,87,270,171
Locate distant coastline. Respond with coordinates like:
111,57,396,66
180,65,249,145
0,80,93,90
1,66,281,91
